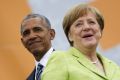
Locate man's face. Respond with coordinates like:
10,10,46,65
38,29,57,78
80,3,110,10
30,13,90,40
21,18,55,55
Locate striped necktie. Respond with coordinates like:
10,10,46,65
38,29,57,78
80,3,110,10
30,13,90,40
36,63,43,80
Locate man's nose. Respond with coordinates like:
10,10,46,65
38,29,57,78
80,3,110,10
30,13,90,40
28,30,37,40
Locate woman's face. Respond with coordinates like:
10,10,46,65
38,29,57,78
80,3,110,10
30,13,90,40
68,12,102,49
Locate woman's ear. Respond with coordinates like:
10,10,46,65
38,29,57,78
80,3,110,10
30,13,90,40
100,31,103,38
68,32,73,42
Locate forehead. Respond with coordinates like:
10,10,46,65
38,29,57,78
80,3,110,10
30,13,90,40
21,18,48,31
74,12,97,22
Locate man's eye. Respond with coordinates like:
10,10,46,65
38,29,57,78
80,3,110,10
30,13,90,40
22,30,30,37
33,27,42,32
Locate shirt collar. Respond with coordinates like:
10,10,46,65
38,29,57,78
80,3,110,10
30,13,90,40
35,47,54,68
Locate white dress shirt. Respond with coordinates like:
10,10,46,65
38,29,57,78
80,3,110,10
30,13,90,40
35,47,54,80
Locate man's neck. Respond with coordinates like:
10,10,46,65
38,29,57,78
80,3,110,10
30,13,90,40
35,47,54,67
33,50,48,61
33,47,52,61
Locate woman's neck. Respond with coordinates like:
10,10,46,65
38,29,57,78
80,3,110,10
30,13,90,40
74,45,105,74
74,45,98,62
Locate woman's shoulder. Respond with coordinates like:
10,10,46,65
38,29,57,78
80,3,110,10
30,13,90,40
99,54,120,68
50,50,70,59
46,50,70,67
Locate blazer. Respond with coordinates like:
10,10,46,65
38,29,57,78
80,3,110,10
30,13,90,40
42,47,120,80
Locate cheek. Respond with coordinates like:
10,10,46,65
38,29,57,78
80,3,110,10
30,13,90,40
44,33,51,41
98,31,102,38
71,28,80,36
37,32,48,39
21,38,28,48
93,26,101,33
95,29,102,39
71,31,81,42
74,29,82,37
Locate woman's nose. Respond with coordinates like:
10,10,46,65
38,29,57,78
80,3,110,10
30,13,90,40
82,23,91,31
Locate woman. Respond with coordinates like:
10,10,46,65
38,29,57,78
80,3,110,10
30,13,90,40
41,4,120,80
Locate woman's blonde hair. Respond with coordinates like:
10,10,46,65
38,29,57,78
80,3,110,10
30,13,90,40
62,4,104,46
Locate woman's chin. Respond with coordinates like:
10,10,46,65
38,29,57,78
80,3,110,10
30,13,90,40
83,41,97,48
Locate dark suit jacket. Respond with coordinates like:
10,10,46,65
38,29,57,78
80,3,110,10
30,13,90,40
26,48,55,80
27,68,36,80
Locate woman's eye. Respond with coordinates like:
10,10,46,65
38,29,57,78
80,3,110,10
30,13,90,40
75,23,83,27
89,21,96,24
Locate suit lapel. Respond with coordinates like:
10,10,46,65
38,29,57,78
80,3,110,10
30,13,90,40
99,55,114,79
27,67,36,80
68,47,107,79
27,48,55,80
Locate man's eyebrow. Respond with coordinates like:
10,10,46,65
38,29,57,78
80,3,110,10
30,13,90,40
32,26,42,29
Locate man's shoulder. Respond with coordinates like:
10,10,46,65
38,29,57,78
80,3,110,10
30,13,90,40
47,50,70,63
26,68,36,80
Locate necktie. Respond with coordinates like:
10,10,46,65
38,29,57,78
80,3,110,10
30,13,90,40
36,63,43,80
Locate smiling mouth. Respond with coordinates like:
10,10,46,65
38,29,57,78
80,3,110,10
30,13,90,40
82,34,93,38
28,41,41,46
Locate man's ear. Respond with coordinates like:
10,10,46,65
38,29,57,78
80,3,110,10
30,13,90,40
50,29,55,40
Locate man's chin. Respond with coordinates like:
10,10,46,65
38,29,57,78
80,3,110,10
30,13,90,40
28,46,46,56
32,49,41,56
29,47,41,53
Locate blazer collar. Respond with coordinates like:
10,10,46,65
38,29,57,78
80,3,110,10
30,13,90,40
99,54,115,79
68,47,108,79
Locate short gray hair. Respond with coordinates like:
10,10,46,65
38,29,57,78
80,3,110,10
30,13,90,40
21,13,51,35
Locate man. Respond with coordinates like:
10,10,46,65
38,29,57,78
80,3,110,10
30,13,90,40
20,13,55,80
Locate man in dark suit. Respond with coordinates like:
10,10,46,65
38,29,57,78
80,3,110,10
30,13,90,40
20,13,55,80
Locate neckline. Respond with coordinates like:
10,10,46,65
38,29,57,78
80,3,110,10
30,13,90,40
91,59,98,64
